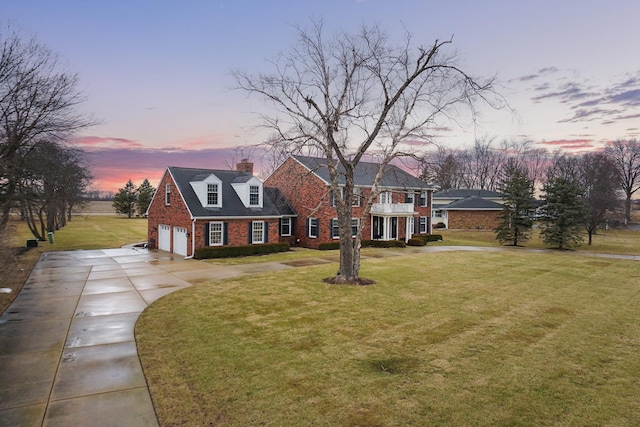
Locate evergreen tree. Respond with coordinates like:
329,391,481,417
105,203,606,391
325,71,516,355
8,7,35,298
540,177,587,249
112,179,138,218
136,179,155,217
494,161,535,246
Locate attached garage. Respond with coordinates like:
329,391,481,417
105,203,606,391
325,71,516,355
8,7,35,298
173,226,188,256
158,224,171,252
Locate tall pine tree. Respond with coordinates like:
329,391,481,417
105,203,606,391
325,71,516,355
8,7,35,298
540,177,587,249
136,179,155,217
494,161,535,246
112,180,138,218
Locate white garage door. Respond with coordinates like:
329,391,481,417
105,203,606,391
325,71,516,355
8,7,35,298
158,224,171,252
173,226,188,256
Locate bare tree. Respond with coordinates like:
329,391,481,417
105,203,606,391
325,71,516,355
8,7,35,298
605,139,640,225
421,145,464,190
233,20,499,283
578,153,619,244
0,24,96,233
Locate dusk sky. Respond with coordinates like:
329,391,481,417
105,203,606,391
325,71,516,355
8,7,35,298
5,0,640,193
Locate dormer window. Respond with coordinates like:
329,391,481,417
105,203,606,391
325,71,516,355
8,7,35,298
249,185,259,206
190,173,222,208
207,184,219,205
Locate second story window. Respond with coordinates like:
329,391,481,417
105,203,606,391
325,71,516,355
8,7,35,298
249,185,259,206
207,183,219,205
165,183,171,205
406,192,415,204
379,191,392,204
420,192,428,207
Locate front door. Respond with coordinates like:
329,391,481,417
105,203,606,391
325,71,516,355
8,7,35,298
372,216,384,240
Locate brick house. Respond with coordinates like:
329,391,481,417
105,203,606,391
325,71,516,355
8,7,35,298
264,155,435,248
432,189,504,230
146,160,296,257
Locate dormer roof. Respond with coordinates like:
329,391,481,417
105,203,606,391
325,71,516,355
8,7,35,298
166,166,296,218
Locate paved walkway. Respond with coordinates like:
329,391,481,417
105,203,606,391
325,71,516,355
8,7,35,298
1,245,638,426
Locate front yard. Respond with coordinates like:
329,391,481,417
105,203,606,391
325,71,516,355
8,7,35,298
136,249,640,426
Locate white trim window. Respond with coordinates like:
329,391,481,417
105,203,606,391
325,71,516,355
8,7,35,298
207,183,219,206
420,192,428,207
406,192,415,204
252,221,264,244
280,217,292,236
352,188,362,207
419,216,428,234
249,185,259,206
308,218,318,238
209,221,223,246
379,191,392,204
165,183,171,205
332,218,359,238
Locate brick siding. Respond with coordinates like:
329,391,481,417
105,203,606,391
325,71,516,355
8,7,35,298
447,210,501,230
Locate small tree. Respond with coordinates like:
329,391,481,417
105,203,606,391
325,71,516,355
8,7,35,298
494,161,535,246
539,177,587,249
579,153,619,245
136,179,155,217
113,180,138,218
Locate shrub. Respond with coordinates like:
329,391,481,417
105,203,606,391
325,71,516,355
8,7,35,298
413,233,443,242
407,238,427,246
361,239,406,248
434,222,446,229
194,243,290,259
319,242,341,250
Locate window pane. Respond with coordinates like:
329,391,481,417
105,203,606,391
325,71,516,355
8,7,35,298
332,219,339,239
309,218,318,237
252,221,264,243
210,222,223,245
351,219,358,237
281,218,291,236
250,186,259,205
207,184,218,205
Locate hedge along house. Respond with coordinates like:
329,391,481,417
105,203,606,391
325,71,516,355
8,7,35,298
265,155,435,249
146,160,296,257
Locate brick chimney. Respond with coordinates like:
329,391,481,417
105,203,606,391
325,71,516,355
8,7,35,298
236,158,253,174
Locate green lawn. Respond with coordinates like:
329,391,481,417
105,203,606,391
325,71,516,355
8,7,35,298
136,250,640,426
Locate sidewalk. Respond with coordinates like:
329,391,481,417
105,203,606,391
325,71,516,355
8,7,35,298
0,248,262,427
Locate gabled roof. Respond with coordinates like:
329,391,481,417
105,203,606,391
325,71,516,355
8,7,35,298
167,166,296,218
433,189,503,199
292,155,432,190
440,196,504,210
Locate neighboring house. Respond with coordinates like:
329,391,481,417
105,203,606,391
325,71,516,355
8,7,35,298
265,155,435,248
432,189,504,229
146,160,296,257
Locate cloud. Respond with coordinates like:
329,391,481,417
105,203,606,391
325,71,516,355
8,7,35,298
71,136,145,149
537,138,595,151
85,145,268,193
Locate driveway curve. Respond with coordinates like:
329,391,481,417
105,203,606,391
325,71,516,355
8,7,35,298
1,245,638,426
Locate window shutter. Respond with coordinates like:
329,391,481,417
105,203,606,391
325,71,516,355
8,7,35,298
329,190,334,206
316,220,320,238
264,221,269,243
306,218,310,236
248,222,253,244
223,223,228,245
330,219,334,238
279,218,282,235
204,223,209,246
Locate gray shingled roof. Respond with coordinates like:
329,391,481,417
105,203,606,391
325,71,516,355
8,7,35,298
440,196,504,210
168,166,296,218
433,189,503,199
293,155,431,189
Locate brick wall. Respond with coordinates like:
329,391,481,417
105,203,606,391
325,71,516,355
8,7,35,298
447,210,501,230
148,170,282,255
147,171,193,253
265,157,433,248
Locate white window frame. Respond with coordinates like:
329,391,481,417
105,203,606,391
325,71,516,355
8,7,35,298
351,218,359,238
379,191,392,204
209,221,223,246
308,218,318,238
165,183,171,205
249,185,260,206
252,221,264,244
420,192,428,207
280,217,291,236
331,218,340,239
419,216,428,234
406,192,415,204
207,183,219,206
433,210,443,218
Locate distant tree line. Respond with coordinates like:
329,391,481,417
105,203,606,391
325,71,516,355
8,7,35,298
0,24,95,242
112,179,155,218
490,144,630,248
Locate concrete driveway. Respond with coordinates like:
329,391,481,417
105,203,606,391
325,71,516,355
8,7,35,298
0,247,270,427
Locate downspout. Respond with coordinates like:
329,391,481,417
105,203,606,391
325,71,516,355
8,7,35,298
185,217,196,259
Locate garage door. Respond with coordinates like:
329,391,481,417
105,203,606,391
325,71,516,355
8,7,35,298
158,224,171,252
173,226,188,256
